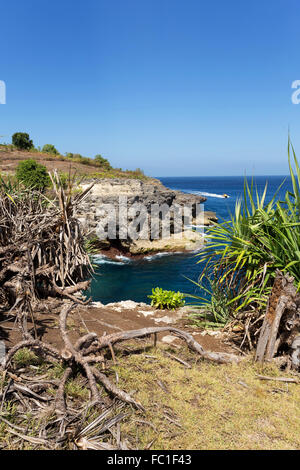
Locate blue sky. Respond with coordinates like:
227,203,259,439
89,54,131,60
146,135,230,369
0,0,299,176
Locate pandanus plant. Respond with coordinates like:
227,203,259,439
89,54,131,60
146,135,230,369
189,138,300,329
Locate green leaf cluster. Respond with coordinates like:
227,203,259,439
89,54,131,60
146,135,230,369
16,159,50,191
148,287,185,310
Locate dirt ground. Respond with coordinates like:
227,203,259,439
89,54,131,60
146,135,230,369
2,302,300,450
0,300,234,355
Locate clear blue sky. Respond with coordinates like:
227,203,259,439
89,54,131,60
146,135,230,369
0,0,299,176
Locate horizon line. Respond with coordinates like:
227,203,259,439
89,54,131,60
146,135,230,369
153,174,291,178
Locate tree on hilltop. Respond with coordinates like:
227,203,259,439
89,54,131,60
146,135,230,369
12,132,33,150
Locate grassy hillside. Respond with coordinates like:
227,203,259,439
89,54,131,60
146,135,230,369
0,144,148,180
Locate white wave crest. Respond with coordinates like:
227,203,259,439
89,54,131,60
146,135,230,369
187,190,225,199
92,254,127,266
144,251,184,261
115,255,132,263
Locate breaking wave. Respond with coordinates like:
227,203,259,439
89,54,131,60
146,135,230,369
92,254,131,266
186,190,226,199
144,251,184,261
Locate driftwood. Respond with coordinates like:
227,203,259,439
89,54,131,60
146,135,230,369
256,374,299,384
255,271,300,368
93,325,241,364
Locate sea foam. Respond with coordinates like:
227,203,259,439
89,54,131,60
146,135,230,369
186,190,225,199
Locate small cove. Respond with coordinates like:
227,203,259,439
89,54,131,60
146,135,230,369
89,175,292,304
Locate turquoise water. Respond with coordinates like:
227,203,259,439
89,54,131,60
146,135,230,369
88,175,292,304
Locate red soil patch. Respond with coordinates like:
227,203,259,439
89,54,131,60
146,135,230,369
0,302,234,355
0,148,102,175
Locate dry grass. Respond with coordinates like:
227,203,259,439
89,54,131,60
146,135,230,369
113,345,300,450
1,342,299,450
0,145,149,180
0,362,119,450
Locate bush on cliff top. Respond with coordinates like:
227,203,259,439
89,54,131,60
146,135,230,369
94,154,112,170
16,159,50,191
42,144,59,155
12,132,33,150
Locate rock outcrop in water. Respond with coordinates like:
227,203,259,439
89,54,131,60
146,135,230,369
76,178,217,255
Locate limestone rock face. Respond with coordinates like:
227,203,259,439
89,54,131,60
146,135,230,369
129,229,204,254
194,211,218,226
76,178,216,253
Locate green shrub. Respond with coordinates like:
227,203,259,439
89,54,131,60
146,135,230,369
71,154,91,165
65,152,84,161
94,154,112,170
12,132,33,150
148,287,185,310
16,159,50,191
73,153,84,160
42,144,59,155
77,157,91,165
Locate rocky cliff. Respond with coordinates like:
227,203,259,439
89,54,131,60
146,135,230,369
76,178,217,255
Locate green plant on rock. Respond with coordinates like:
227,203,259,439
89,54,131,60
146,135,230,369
16,159,50,191
148,287,185,310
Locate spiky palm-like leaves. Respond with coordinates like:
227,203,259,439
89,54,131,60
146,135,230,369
192,138,300,328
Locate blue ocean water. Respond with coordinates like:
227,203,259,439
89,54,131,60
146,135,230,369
89,175,292,304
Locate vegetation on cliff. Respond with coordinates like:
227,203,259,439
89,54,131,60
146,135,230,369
0,132,148,180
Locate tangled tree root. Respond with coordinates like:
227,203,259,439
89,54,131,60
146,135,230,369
2,303,242,421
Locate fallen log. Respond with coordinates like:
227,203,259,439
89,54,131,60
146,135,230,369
256,374,299,384
96,326,242,365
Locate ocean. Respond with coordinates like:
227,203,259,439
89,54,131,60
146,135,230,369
89,175,292,304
